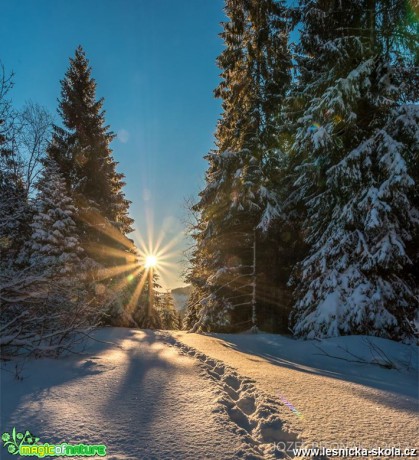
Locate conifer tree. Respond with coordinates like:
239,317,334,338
0,68,31,270
288,0,418,341
132,271,163,329
0,157,30,269
25,159,84,276
186,0,292,332
158,291,181,330
48,46,133,266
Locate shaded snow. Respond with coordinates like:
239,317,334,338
170,331,418,458
1,329,262,459
1,329,417,459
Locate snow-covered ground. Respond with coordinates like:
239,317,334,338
1,328,418,459
1,329,266,459
169,331,418,458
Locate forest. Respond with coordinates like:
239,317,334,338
1,0,418,361
184,0,418,341
0,47,181,356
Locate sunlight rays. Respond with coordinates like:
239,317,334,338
133,213,186,290
78,205,136,252
93,262,140,283
126,269,149,315
80,198,185,316
85,243,138,264
111,266,144,298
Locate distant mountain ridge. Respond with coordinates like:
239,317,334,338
171,286,191,313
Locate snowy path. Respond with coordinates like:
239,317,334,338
1,329,271,460
169,331,419,459
2,329,418,459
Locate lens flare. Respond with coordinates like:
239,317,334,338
308,122,321,132
278,393,304,419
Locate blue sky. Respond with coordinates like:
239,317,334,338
1,0,226,289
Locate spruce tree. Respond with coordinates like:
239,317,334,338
158,291,181,330
186,0,292,332
288,0,418,341
48,46,133,266
25,159,84,276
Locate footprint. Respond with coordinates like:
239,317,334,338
207,369,222,381
258,417,297,444
216,394,235,410
214,365,225,375
223,383,239,400
162,333,300,458
224,374,240,390
237,395,256,415
227,406,252,433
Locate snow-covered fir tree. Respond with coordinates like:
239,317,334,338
185,0,292,332
25,159,84,276
48,46,134,267
158,291,181,330
288,0,419,341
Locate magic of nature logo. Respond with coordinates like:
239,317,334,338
1,427,107,457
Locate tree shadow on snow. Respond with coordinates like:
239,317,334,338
210,333,418,414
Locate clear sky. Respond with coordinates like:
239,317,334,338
1,0,226,289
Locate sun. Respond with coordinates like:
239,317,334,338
144,255,158,269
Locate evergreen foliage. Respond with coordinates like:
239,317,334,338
158,291,182,330
185,0,292,332
25,159,84,276
1,3,418,347
287,0,418,340
48,46,133,266
131,270,164,329
186,0,418,341
0,67,31,270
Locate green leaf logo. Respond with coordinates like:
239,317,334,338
1,428,40,455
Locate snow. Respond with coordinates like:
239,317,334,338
1,328,418,459
288,7,418,342
169,331,419,458
1,328,266,459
